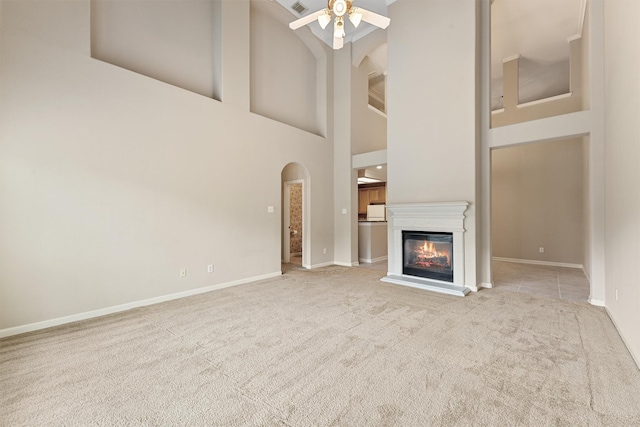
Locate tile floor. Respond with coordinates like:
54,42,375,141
492,260,590,302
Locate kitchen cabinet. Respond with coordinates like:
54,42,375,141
369,187,386,204
358,189,370,214
358,185,386,215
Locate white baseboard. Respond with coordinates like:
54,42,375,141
306,261,360,269
334,261,359,267
479,282,493,289
308,261,334,269
358,255,388,264
307,261,360,269
0,271,282,339
589,298,605,307
493,257,583,269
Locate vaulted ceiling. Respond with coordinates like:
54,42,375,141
492,0,585,108
274,0,585,110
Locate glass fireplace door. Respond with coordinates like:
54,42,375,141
402,231,453,282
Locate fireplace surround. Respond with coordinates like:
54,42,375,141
381,202,470,296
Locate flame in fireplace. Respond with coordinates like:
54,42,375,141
413,240,450,268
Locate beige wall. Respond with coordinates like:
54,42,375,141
490,14,590,270
387,0,478,289
603,0,640,364
491,39,583,128
580,5,591,279
250,1,319,135
91,0,217,99
0,0,335,330
492,138,584,265
351,56,387,155
582,136,591,278
333,45,358,266
581,4,591,110
358,222,387,263
487,0,607,305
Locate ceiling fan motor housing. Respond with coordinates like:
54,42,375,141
329,0,353,17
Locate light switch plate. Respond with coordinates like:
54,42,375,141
267,206,274,213
342,208,347,214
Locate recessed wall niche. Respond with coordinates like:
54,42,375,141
91,0,220,100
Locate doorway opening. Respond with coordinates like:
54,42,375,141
282,163,310,269
284,181,303,266
490,137,590,302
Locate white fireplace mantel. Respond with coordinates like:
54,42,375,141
382,202,471,296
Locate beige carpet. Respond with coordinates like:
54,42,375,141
2,265,640,426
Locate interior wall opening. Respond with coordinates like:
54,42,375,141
353,153,388,270
286,182,303,266
490,0,585,116
281,162,310,269
490,137,590,302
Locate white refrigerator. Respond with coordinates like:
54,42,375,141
366,204,386,221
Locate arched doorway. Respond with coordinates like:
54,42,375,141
282,163,310,268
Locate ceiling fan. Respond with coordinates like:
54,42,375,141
289,0,391,50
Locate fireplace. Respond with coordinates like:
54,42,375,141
403,231,453,282
381,202,471,296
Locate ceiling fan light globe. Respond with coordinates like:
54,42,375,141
349,12,362,28
318,13,331,29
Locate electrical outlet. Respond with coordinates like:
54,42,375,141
180,268,187,278
207,264,214,273
539,247,544,253
615,289,618,301
323,248,327,254
342,208,347,214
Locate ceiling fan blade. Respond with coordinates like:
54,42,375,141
333,36,344,50
356,8,391,29
289,9,326,30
